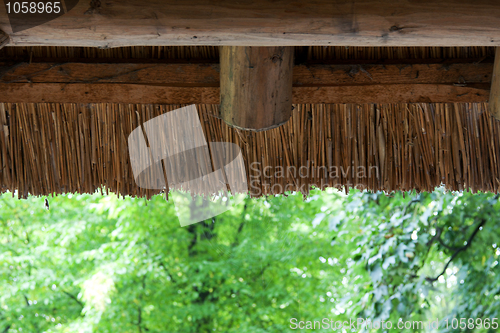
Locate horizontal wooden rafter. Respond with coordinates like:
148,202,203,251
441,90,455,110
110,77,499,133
0,30,8,50
1,0,500,47
0,60,493,104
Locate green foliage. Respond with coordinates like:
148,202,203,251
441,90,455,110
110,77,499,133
322,189,500,333
0,188,499,332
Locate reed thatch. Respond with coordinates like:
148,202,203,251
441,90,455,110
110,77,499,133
0,102,499,198
0,46,499,198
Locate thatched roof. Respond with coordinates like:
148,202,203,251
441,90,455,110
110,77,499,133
0,46,499,198
0,45,494,62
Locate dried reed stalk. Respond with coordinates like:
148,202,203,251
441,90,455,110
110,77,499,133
0,102,499,199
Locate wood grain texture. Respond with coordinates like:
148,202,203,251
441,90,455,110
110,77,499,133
220,46,294,131
490,47,500,120
0,0,500,47
0,30,8,49
0,60,493,104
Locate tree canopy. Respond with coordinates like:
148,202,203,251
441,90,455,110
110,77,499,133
0,188,499,332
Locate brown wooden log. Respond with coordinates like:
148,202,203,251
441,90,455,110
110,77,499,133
0,83,489,105
219,46,294,131
1,0,500,47
0,60,493,104
0,30,8,49
490,47,500,120
1,61,492,86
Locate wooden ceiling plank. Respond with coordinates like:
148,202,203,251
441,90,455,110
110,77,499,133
1,0,500,47
0,60,493,105
0,30,9,50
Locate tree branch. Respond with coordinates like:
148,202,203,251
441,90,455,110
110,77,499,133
425,219,486,283
437,237,462,252
62,290,84,309
136,274,148,333
426,227,443,247
158,261,177,283
408,227,443,281
403,196,421,216
231,202,248,247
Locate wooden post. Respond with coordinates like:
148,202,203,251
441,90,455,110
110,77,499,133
490,47,500,120
220,46,294,131
0,30,9,50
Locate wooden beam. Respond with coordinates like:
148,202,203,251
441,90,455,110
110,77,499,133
0,30,8,50
0,60,493,104
220,46,294,131
0,0,500,47
490,47,500,120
